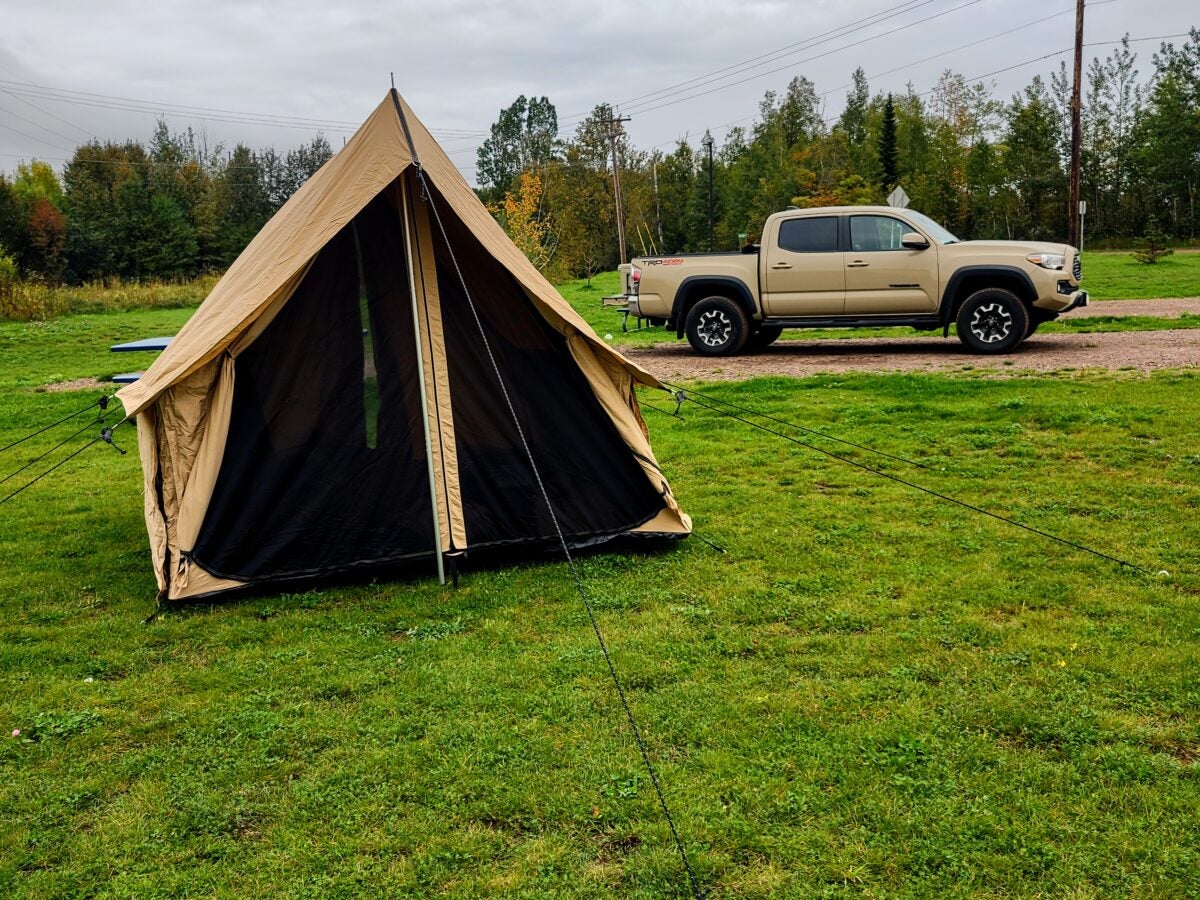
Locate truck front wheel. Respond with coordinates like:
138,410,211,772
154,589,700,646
685,296,749,356
955,288,1030,354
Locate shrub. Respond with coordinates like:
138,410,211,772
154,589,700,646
0,247,16,306
1131,218,1175,264
0,272,217,322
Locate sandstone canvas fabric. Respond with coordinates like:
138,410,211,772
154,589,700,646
117,91,690,601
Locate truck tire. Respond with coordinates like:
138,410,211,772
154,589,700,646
1026,309,1056,337
747,326,783,352
955,288,1030,354
685,296,750,356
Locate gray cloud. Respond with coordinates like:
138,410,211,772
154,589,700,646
1,0,1193,182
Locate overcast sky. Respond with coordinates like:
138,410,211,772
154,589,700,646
0,0,1194,185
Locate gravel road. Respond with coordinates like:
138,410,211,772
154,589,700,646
625,328,1200,381
1069,298,1200,318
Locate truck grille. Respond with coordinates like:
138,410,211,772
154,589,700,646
1073,255,1082,280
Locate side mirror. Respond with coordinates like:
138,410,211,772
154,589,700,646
902,232,930,250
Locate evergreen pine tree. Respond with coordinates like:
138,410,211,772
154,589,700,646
877,93,899,191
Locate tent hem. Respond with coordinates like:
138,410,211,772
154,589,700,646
186,506,677,586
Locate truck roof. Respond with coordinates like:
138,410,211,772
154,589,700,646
768,205,910,216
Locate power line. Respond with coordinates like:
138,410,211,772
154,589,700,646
619,0,989,118
0,97,83,148
558,0,940,125
0,118,73,154
647,30,1182,155
0,80,363,129
2,88,95,140
0,79,486,139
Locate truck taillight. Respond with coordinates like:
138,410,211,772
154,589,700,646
631,266,641,295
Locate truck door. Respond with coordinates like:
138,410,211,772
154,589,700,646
844,214,939,313
761,215,845,316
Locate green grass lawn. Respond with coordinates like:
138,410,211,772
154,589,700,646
1,311,1198,896
1083,251,1200,300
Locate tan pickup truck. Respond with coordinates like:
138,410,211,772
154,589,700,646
624,205,1087,355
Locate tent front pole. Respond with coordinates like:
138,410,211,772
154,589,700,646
400,173,446,585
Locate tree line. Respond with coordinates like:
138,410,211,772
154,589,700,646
1,31,1196,288
0,124,332,284
478,30,1200,281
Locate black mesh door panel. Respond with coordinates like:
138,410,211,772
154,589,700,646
191,190,435,580
430,197,663,548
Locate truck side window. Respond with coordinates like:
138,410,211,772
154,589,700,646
850,216,909,252
778,217,838,253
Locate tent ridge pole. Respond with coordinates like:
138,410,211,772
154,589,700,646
399,174,445,585
390,88,420,167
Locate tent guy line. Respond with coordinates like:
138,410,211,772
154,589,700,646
0,411,118,487
404,99,706,900
0,393,114,454
670,386,931,470
667,386,1155,576
0,420,124,508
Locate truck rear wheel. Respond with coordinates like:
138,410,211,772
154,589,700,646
685,296,749,356
955,288,1030,354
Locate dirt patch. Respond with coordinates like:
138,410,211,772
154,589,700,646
1071,298,1200,318
40,377,107,393
625,330,1200,381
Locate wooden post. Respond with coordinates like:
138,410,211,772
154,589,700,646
609,112,631,264
1069,0,1085,246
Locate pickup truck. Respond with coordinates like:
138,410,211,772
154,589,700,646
624,205,1088,355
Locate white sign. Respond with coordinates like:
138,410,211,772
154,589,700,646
887,186,910,209
1079,200,1087,214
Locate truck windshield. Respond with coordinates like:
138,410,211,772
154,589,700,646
905,210,961,244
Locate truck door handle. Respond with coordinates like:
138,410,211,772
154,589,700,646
847,261,869,267
771,262,792,270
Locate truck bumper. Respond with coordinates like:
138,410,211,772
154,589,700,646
1062,290,1088,313
1034,288,1088,313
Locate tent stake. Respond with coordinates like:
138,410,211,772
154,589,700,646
399,174,446,585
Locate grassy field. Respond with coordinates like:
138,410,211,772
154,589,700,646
566,252,1200,348
2,310,1199,896
0,276,217,323
1082,250,1200,300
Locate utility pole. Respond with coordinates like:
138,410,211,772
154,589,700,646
1068,0,1085,247
702,130,715,252
608,111,631,264
652,155,664,251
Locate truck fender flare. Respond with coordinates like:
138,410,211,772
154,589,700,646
671,276,757,338
939,265,1037,335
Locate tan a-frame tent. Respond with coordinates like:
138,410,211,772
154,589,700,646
115,90,690,602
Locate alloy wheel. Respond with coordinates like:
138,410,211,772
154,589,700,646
969,302,1013,343
697,309,733,348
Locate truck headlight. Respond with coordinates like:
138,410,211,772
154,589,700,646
1026,253,1066,270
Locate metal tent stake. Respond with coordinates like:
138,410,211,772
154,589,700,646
399,174,446,585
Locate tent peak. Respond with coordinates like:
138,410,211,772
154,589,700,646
389,88,420,166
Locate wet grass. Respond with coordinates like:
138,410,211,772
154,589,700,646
2,309,1199,895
